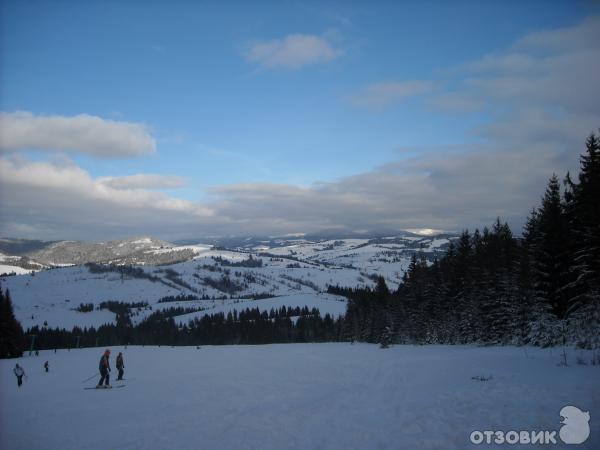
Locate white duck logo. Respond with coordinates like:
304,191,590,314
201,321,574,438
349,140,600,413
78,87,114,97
560,405,590,444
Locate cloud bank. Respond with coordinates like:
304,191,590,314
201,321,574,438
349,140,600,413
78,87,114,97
0,158,212,240
0,111,156,158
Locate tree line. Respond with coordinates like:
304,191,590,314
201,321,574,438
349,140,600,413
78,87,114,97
3,301,342,352
337,133,599,348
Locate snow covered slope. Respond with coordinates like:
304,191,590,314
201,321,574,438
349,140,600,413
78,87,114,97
1,344,598,450
0,252,47,276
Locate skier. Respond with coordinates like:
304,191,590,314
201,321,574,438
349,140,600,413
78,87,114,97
116,352,124,381
13,364,25,387
44,361,49,372
96,349,111,388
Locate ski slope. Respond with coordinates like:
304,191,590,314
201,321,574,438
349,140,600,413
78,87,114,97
1,344,598,450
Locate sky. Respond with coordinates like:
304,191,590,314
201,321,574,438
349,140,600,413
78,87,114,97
1,0,599,241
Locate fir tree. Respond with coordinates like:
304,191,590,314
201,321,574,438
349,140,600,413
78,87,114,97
0,289,26,358
530,175,571,318
564,133,600,314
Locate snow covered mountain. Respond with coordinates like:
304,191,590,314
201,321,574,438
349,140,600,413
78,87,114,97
0,233,456,331
0,236,202,272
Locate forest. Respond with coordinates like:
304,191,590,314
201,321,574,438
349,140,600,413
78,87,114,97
336,133,600,349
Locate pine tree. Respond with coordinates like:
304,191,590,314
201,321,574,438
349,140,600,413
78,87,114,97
531,175,571,318
379,326,392,348
564,133,600,314
0,289,26,358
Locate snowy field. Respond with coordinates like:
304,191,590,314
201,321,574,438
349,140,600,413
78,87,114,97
1,344,598,450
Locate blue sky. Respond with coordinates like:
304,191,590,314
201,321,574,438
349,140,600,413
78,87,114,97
1,1,599,240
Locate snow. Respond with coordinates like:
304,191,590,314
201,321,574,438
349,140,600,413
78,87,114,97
0,264,31,275
167,293,347,326
131,237,153,245
430,238,449,248
1,344,598,450
148,244,211,255
19,308,116,330
404,228,443,236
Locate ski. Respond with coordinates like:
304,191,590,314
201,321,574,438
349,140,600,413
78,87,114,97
84,385,126,390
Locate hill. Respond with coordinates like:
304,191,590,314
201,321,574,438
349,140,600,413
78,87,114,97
0,234,455,332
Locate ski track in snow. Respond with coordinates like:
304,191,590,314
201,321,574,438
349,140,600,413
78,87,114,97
1,344,599,450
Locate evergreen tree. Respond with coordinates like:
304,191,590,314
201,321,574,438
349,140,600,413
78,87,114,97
379,326,392,348
0,289,26,358
530,175,571,318
564,133,600,314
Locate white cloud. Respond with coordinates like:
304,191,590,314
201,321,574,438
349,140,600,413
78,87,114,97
0,111,156,158
0,158,213,240
350,81,435,110
515,15,600,52
244,34,340,70
433,16,600,116
98,174,187,190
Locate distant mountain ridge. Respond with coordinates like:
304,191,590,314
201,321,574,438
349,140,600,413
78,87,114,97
29,236,173,265
0,231,457,274
0,236,182,270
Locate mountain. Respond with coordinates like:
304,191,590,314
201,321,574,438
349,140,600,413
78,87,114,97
174,229,437,249
0,233,456,331
0,232,457,272
27,236,174,265
0,236,201,270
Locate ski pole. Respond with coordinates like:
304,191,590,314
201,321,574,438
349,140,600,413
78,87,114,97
82,372,99,383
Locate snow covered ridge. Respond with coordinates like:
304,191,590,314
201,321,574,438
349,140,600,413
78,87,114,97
0,233,456,273
0,236,209,272
1,344,597,450
1,234,455,331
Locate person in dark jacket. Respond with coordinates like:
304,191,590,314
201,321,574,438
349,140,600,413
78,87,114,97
116,352,125,380
96,349,111,388
14,364,25,387
44,361,49,372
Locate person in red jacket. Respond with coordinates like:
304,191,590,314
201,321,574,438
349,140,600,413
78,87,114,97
96,349,111,388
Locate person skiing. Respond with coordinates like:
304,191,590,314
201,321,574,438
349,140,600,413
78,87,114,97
13,364,25,387
96,349,111,388
44,361,49,372
116,352,125,381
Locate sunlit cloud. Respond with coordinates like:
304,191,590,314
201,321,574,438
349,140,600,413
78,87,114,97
0,111,156,158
